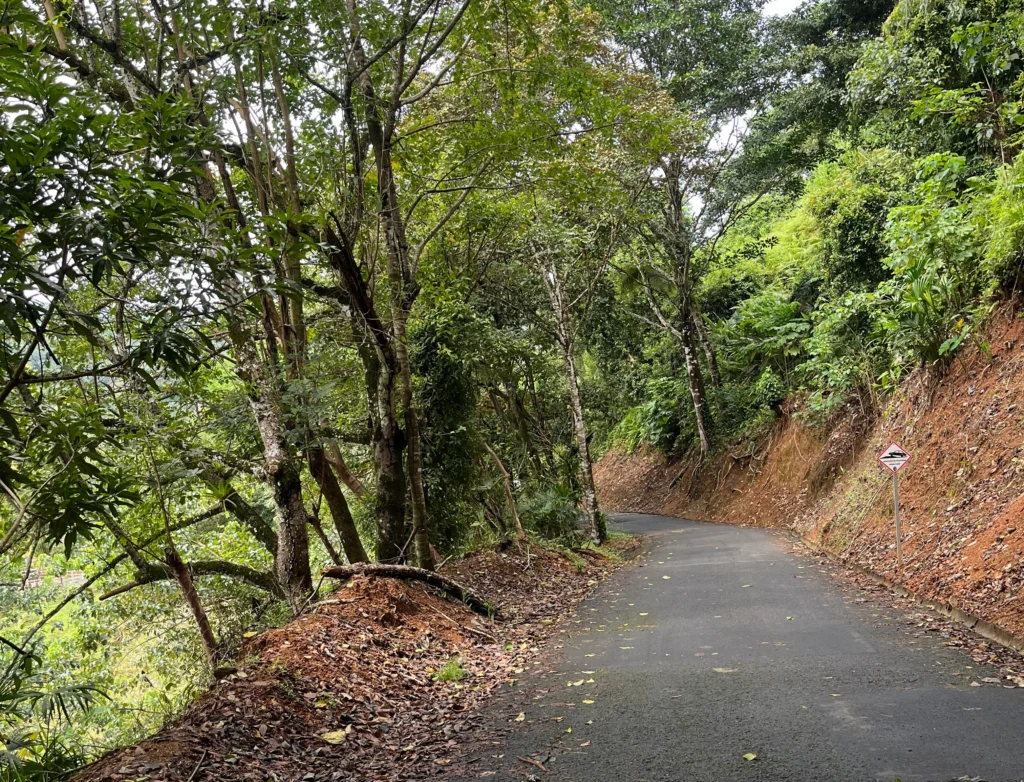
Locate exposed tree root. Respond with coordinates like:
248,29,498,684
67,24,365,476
321,562,494,616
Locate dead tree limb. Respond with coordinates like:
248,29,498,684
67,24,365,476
321,562,493,616
481,440,527,541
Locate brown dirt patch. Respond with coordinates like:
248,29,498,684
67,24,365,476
74,540,639,782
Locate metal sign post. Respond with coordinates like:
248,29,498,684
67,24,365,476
892,472,901,567
878,442,911,568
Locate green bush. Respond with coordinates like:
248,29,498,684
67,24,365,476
1,648,101,782
517,482,585,544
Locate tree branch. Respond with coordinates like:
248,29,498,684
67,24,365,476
321,562,493,616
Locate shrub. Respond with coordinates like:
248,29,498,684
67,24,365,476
517,482,585,544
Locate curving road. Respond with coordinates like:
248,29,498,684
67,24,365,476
451,514,1024,782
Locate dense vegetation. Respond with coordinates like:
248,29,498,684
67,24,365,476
2,0,1024,775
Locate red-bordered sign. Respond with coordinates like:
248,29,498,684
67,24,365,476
878,442,911,474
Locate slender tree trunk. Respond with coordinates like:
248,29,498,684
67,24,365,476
482,440,527,541
544,264,606,546
364,346,409,563
664,154,714,459
681,316,712,459
164,546,219,668
307,512,344,565
689,302,720,388
307,446,369,563
326,443,368,500
564,341,605,545
394,316,433,570
347,26,433,569
326,238,409,563
224,311,313,610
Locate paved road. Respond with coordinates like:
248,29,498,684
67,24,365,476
452,514,1024,782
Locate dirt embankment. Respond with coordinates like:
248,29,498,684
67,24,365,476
75,540,638,782
595,302,1024,640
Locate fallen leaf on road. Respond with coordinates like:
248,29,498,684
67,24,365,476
712,668,737,673
580,741,591,747
743,753,757,761
515,713,526,722
742,585,752,588
786,616,794,621
662,576,671,580
321,729,350,744
583,699,595,704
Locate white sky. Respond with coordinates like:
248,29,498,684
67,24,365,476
762,0,804,16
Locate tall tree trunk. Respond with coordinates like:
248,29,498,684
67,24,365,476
394,316,433,570
224,310,313,610
680,318,712,459
325,234,409,563
689,302,721,388
665,153,714,459
209,142,313,610
164,546,219,668
564,341,605,545
347,24,433,569
365,345,409,563
544,264,606,546
307,446,369,563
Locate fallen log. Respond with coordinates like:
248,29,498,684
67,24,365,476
321,562,494,617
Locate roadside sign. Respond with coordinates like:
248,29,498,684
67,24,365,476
877,441,911,568
878,442,911,474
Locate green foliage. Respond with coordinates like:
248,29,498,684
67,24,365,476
516,483,585,544
411,290,483,550
432,657,468,683
0,645,101,781
806,149,909,293
878,153,988,366
721,291,811,381
798,291,884,419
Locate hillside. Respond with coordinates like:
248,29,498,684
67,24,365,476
72,542,637,782
595,302,1024,642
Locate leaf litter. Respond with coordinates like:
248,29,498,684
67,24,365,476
74,538,639,782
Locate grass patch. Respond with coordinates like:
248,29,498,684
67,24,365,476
433,657,468,682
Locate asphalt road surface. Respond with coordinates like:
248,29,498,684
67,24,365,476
451,514,1024,782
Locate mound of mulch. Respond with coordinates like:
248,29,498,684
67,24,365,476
74,539,639,782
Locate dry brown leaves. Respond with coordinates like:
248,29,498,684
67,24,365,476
74,540,638,782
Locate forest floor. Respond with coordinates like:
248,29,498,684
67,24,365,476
594,300,1024,645
73,537,640,782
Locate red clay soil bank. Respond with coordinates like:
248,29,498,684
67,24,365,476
74,541,637,782
595,302,1024,639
